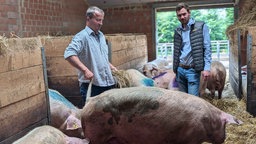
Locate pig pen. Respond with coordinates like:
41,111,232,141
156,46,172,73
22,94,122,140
0,36,49,143
42,34,256,144
41,33,148,108
1,34,255,143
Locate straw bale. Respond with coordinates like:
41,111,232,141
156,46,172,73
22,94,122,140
0,36,9,55
240,0,256,16
226,0,256,38
0,36,41,56
112,70,131,88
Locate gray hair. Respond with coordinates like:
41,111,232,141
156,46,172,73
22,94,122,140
86,6,104,19
176,2,190,13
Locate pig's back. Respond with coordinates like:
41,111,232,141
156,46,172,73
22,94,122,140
81,87,223,144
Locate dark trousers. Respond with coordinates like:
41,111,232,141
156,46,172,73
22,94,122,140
80,83,116,103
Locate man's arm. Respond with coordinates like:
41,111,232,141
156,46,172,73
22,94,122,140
202,24,212,80
203,24,212,71
66,55,93,80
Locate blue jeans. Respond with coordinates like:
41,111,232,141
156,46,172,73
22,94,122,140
176,67,200,96
80,83,116,103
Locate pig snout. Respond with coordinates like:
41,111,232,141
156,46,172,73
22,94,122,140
221,112,243,125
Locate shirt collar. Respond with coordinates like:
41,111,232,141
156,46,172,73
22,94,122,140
85,26,102,37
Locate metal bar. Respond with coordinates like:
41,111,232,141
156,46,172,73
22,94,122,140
153,0,234,11
41,47,51,124
217,41,220,61
156,40,229,61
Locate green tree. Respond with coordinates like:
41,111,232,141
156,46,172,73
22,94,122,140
156,8,234,42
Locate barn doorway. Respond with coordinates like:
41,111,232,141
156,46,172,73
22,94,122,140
155,7,234,70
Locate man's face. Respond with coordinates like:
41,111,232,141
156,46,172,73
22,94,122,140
176,8,190,26
87,11,104,33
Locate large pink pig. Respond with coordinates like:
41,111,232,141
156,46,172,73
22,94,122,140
49,89,84,138
81,87,242,144
200,61,226,99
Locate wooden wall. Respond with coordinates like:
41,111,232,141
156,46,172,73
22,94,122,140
229,26,256,116
41,36,82,108
105,33,147,70
246,27,256,116
229,30,242,99
0,37,49,143
42,34,148,108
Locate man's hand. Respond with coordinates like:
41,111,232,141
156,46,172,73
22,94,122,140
83,69,94,80
110,63,118,72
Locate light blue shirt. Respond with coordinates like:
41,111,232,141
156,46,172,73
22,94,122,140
64,26,115,86
179,18,211,71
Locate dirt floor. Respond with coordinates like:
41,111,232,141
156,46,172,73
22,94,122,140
202,68,256,144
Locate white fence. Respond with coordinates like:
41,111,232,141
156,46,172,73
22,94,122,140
157,40,229,62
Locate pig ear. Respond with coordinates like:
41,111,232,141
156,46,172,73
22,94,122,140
152,66,159,71
65,115,82,130
222,113,243,125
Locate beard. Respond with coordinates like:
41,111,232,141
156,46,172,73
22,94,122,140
180,18,189,25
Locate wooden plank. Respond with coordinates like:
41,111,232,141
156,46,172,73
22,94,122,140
0,65,45,107
106,34,147,53
112,46,147,66
246,33,256,116
41,36,73,56
247,27,256,46
229,30,240,97
116,57,147,70
46,56,77,76
106,35,126,51
0,92,48,141
230,59,240,97
0,40,42,73
65,95,84,109
48,76,80,96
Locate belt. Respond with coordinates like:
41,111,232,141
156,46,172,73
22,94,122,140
179,63,194,69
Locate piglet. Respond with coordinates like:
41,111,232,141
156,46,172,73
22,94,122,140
81,87,242,144
200,61,226,99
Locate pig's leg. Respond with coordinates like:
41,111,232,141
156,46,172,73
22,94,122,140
218,87,224,99
218,81,225,99
210,88,215,98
